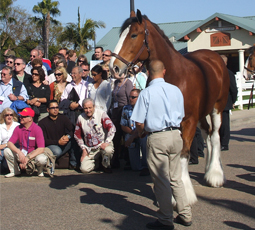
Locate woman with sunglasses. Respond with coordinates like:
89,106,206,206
26,67,50,123
0,108,19,173
76,54,88,66
87,65,112,112
50,66,69,103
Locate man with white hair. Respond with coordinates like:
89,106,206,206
74,98,116,174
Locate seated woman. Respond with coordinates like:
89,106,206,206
0,108,19,173
87,65,112,112
48,58,72,84
31,58,48,81
26,67,50,123
50,66,69,103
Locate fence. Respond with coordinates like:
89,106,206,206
235,72,255,110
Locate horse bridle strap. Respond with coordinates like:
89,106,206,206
244,66,255,74
111,19,150,69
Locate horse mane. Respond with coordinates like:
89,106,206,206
120,15,174,49
248,45,255,55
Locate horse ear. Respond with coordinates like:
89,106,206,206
130,10,136,18
136,9,143,24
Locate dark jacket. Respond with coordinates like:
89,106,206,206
224,69,238,111
13,71,32,91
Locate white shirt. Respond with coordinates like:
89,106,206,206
25,62,48,77
87,80,112,112
0,121,20,145
61,79,88,107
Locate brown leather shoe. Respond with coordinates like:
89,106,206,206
175,215,192,226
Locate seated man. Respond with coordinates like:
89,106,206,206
74,98,116,173
120,89,149,176
4,107,48,178
0,66,29,113
38,100,75,168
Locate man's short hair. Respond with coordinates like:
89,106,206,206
2,66,13,76
31,49,40,56
59,47,68,53
47,99,58,108
73,66,83,74
95,46,104,52
82,98,95,108
36,46,44,55
131,88,141,94
15,57,26,65
148,60,165,76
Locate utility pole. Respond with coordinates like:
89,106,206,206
130,0,134,12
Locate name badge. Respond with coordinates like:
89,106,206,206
21,149,28,156
29,137,35,140
114,102,118,108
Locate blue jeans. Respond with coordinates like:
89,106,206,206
48,140,76,165
128,136,148,171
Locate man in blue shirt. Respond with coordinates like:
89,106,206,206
131,60,192,229
120,89,149,176
0,66,29,113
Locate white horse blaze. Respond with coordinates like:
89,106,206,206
204,109,225,187
181,157,197,205
109,25,130,71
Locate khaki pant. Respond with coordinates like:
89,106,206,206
80,142,114,173
4,148,48,175
146,130,191,225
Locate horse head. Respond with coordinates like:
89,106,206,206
247,45,255,74
109,9,150,77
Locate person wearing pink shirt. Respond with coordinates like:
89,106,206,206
4,107,47,178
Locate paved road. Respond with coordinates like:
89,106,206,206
1,109,255,230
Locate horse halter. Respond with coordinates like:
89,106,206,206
111,19,150,73
244,54,255,75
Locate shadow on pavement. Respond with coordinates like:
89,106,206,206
224,221,254,230
80,187,155,230
198,196,255,224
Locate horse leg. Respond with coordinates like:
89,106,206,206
180,119,198,205
198,116,212,172
204,108,225,187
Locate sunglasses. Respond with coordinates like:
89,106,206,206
102,54,110,57
32,73,39,76
6,61,13,64
30,55,36,58
78,60,84,62
14,63,22,66
5,114,13,117
54,73,63,76
83,69,89,71
49,106,59,110
92,73,98,77
129,96,138,99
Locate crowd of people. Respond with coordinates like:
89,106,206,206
0,46,149,177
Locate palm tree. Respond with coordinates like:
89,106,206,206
31,0,60,58
59,7,105,54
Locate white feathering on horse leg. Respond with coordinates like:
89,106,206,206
181,157,197,205
204,110,225,187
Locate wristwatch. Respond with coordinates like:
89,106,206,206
27,155,31,160
37,98,39,102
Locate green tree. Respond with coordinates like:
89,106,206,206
59,7,105,54
31,0,60,58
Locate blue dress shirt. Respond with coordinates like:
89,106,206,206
130,78,184,132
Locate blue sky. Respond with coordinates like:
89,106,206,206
13,0,255,44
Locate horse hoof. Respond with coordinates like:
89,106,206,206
204,170,225,187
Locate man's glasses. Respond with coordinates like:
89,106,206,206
102,54,111,57
129,96,138,99
49,106,59,110
14,63,22,66
83,69,89,72
5,114,13,117
54,73,63,76
30,55,36,58
6,61,13,64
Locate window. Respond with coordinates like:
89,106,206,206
210,32,231,47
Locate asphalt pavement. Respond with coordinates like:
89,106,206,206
1,108,255,230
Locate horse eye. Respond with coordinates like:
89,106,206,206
131,34,137,39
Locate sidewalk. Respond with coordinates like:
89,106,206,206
230,107,255,128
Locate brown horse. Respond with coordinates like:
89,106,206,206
109,10,229,205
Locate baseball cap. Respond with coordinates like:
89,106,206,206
19,107,35,117
4,50,16,57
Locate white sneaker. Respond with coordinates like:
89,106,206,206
5,172,21,178
38,172,44,177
